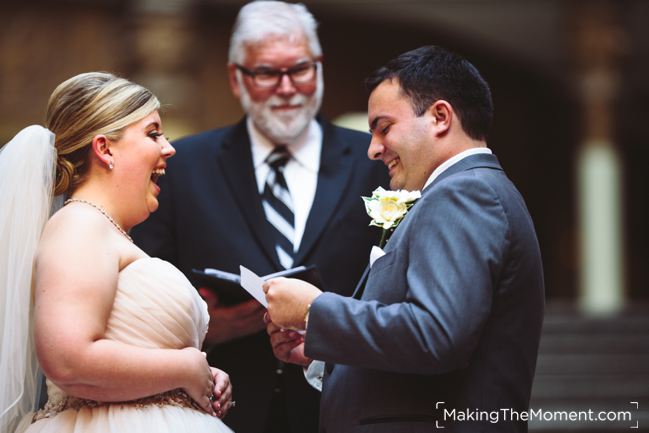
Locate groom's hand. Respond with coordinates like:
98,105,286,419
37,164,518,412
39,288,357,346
199,288,266,345
266,320,312,367
263,277,321,330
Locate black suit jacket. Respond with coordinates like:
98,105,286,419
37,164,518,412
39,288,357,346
132,117,389,433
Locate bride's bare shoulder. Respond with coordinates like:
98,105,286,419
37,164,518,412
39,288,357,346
41,204,106,244
36,204,115,268
37,204,144,274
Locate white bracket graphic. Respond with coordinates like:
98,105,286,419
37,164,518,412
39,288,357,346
435,401,445,429
630,401,639,429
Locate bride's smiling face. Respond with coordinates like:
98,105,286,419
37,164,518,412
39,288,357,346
110,111,175,222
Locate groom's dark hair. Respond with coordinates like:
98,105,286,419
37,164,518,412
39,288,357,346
365,45,493,141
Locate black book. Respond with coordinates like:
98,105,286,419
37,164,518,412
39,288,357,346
191,265,322,306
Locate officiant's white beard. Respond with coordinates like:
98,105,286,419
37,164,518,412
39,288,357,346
238,69,323,144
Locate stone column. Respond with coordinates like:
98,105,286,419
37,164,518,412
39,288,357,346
572,0,627,314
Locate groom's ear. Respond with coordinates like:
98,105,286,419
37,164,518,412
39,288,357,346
428,100,452,137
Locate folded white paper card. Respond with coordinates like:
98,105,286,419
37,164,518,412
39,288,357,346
239,265,268,308
369,245,386,268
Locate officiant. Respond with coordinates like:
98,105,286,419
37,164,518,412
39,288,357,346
131,2,388,432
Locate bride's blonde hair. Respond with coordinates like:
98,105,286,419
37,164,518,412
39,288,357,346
46,72,160,196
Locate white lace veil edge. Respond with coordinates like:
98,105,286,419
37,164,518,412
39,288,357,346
0,125,60,432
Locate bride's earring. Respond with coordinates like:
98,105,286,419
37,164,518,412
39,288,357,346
108,161,114,170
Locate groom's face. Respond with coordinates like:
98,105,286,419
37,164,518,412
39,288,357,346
367,79,437,191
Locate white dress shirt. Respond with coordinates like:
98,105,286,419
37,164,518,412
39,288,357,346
248,117,322,252
422,147,492,190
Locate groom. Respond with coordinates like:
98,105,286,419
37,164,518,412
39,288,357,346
264,46,545,433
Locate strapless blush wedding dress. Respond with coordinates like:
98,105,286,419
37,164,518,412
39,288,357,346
22,257,234,433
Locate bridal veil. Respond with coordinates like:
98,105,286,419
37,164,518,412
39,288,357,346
0,126,58,432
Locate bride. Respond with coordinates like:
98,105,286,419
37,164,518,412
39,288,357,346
0,72,234,432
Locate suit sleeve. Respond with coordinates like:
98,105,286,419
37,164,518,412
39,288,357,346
304,175,509,375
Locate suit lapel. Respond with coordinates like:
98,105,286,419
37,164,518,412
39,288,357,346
293,121,354,265
216,119,280,268
350,265,370,299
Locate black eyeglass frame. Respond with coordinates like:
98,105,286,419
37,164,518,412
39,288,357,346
235,61,319,88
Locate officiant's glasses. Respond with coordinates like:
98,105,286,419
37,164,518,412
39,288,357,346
236,61,318,88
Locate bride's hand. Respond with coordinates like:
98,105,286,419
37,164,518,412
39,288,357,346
210,367,233,418
180,347,217,416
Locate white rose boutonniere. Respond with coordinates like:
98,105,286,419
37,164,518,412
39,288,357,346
362,186,421,247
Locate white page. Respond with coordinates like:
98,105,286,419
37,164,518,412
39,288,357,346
239,265,268,308
241,265,306,335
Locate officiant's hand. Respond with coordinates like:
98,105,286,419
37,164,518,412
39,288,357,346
199,288,266,344
265,319,312,367
263,277,321,331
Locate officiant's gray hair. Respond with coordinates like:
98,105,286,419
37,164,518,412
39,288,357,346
228,1,322,64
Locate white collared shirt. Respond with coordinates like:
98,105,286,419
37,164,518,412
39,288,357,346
248,117,322,252
422,147,492,190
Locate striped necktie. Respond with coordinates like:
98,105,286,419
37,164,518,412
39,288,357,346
262,146,295,269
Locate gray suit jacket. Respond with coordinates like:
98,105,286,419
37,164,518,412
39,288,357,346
305,153,545,433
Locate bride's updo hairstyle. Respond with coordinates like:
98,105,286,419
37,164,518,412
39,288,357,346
46,72,160,196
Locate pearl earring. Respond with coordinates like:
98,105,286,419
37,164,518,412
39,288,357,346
109,161,114,170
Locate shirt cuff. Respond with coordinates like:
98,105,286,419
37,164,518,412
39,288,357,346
303,360,325,392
